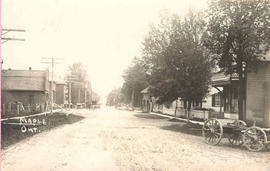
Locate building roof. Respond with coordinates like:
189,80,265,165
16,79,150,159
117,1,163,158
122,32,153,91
1,69,49,91
141,86,150,94
211,72,238,86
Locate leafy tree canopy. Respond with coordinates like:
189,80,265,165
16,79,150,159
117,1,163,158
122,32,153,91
106,87,123,106
121,57,148,106
204,0,270,119
204,0,270,73
142,10,213,106
67,62,87,82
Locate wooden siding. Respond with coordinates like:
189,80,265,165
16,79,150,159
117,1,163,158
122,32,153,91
1,70,49,92
246,62,270,127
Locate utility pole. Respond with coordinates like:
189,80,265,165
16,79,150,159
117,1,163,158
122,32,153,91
78,86,81,104
84,83,87,108
41,57,62,113
131,90,135,110
69,82,71,109
89,81,92,109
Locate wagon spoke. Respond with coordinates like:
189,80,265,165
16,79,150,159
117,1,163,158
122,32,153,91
202,119,223,146
203,128,211,131
207,135,212,143
204,132,211,137
214,120,218,129
213,134,219,140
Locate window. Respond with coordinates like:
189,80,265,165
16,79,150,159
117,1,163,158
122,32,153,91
212,93,221,107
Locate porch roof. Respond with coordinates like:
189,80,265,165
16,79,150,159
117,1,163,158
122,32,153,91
211,72,238,86
141,86,150,94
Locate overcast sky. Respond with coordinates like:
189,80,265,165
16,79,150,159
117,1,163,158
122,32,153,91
2,0,207,101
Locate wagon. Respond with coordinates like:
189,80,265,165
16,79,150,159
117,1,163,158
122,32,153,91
202,118,270,152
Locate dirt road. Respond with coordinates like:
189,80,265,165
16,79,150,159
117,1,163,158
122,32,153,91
1,107,270,171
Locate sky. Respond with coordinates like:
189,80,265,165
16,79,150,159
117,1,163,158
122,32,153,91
2,0,208,102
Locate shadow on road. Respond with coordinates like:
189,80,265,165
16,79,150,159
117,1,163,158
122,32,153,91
133,113,167,119
160,123,202,137
1,113,85,149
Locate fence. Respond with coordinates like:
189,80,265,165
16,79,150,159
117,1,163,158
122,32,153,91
2,103,47,118
152,103,225,121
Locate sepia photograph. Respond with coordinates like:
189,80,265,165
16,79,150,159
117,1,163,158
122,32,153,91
1,0,270,170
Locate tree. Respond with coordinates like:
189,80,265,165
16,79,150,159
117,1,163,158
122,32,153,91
106,87,123,106
91,91,100,105
142,11,212,109
121,57,148,107
68,62,87,82
204,0,270,120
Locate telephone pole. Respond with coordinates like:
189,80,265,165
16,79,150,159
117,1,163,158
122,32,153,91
41,57,62,113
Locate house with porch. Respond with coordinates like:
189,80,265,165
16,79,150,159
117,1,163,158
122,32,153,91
204,54,270,127
203,71,239,119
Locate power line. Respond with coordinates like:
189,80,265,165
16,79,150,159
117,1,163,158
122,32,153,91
1,27,26,65
1,27,25,44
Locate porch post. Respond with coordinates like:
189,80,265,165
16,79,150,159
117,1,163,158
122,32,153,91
2,104,5,115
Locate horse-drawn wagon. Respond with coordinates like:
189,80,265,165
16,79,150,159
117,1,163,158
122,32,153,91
202,118,270,152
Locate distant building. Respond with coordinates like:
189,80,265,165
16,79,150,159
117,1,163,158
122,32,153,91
141,87,151,113
55,82,67,105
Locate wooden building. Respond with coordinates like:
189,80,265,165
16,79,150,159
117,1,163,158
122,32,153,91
206,62,270,127
141,87,152,113
1,69,50,115
55,82,66,105
209,71,239,119
246,62,270,127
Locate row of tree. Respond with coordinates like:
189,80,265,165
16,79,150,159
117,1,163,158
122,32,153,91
108,0,270,119
106,58,148,107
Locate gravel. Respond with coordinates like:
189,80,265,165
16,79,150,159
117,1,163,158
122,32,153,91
1,108,270,171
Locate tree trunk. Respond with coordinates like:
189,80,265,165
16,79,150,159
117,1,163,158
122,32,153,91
187,100,192,121
174,99,178,116
184,100,187,109
184,100,187,119
131,90,135,109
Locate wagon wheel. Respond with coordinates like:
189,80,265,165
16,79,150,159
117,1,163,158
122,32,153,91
228,134,243,146
243,127,267,152
202,118,223,145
